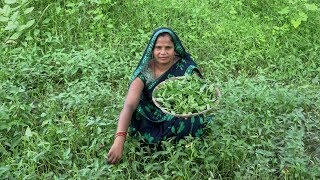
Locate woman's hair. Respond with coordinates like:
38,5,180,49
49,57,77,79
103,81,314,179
155,32,173,43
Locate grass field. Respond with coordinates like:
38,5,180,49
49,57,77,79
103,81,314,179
1,0,319,179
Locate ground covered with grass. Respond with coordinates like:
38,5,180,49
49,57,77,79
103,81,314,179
1,0,319,179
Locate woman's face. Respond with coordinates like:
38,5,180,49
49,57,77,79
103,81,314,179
153,34,175,65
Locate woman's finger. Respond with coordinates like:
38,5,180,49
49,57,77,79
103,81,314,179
108,157,114,164
112,154,120,164
110,156,117,164
107,153,114,163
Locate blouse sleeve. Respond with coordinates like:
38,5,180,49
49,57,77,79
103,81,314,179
136,72,147,85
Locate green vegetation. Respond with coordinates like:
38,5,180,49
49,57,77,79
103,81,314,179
153,75,218,115
1,0,319,179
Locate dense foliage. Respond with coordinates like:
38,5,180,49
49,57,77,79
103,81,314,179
153,75,218,115
1,0,319,179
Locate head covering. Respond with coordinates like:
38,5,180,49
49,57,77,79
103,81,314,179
129,27,193,85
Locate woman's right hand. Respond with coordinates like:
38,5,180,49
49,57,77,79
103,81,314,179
107,137,125,164
107,78,144,164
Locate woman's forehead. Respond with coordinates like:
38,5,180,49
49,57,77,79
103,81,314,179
156,35,173,43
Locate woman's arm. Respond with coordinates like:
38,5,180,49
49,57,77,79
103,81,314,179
107,77,144,164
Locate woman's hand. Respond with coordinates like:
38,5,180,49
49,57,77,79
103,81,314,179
107,78,144,164
107,137,125,164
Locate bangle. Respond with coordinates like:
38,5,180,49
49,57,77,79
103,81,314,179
115,131,127,139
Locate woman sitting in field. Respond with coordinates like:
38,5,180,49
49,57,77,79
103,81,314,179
107,27,207,164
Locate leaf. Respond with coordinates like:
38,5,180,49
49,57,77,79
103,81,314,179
298,12,308,21
94,14,104,21
41,120,49,127
97,127,102,134
107,24,114,28
305,3,318,11
5,39,17,44
0,16,9,22
4,21,18,30
25,126,32,138
9,31,22,40
278,7,290,15
5,0,16,4
311,77,319,84
24,7,34,15
2,5,11,17
200,84,207,93
34,28,40,35
43,18,50,24
291,19,301,28
11,10,19,21
18,24,27,31
137,29,144,34
25,19,35,28
63,147,71,159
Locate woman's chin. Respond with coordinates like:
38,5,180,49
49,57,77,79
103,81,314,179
157,59,173,64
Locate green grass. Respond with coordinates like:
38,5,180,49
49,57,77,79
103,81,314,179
1,0,319,179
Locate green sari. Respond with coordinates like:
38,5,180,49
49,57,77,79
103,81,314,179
129,27,206,144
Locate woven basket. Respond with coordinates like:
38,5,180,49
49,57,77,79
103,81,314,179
152,76,221,118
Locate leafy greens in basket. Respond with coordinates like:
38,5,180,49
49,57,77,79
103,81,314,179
153,75,218,115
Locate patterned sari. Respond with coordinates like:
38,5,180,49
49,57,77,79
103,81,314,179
129,27,206,144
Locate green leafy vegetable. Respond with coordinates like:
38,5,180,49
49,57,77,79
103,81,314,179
153,75,218,115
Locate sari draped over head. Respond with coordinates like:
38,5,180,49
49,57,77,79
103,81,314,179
129,27,207,144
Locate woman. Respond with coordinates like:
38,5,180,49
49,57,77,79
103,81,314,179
107,27,206,164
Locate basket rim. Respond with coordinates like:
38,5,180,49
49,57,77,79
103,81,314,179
152,76,221,118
